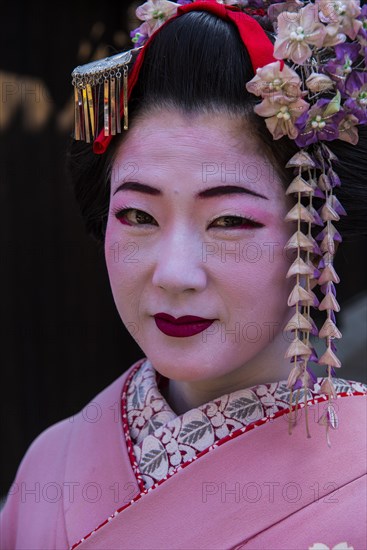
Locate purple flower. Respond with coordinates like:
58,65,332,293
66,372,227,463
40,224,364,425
344,71,367,123
327,167,341,187
130,23,150,47
316,225,342,243
176,0,191,4
247,0,266,8
323,43,360,93
320,281,337,296
307,365,317,385
309,347,319,363
357,4,367,45
295,98,344,147
292,365,317,391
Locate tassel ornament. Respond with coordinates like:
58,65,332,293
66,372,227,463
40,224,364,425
71,49,140,141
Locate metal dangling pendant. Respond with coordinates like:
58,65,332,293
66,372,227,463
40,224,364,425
82,87,91,143
110,73,116,135
73,85,81,141
116,70,122,134
86,83,95,139
123,65,128,130
93,82,100,138
104,77,110,136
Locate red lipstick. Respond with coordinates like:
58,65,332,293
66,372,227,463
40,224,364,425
153,312,216,337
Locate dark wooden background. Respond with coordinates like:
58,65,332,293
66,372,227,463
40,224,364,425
1,0,366,498
0,0,143,497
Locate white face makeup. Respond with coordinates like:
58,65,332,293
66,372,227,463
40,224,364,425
105,109,296,397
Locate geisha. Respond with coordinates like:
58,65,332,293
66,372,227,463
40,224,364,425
1,1,366,549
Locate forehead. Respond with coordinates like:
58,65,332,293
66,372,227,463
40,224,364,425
115,110,259,156
111,109,284,199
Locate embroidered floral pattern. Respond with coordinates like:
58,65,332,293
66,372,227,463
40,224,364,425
126,359,367,489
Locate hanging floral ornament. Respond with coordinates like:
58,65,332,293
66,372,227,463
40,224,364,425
243,0,365,444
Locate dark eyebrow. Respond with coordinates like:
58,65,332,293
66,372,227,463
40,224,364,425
113,182,268,200
113,181,161,196
198,185,268,200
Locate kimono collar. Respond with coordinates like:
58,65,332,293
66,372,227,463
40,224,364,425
123,359,365,490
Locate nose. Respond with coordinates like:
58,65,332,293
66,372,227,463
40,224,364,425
151,227,208,293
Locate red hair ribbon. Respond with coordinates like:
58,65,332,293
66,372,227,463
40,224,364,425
93,0,277,154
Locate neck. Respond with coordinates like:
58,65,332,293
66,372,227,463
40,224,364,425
161,331,293,415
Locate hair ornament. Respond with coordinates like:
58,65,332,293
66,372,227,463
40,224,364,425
71,48,143,142
71,0,367,445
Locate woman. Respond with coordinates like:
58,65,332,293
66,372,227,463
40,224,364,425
1,1,366,549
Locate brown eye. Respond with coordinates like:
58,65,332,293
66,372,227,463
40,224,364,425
115,208,158,226
210,216,264,229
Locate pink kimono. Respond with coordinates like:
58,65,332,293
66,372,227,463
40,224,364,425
1,357,366,550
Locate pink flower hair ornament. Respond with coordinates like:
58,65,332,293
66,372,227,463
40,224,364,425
71,0,367,444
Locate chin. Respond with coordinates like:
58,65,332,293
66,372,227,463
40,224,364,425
145,355,205,381
144,347,234,383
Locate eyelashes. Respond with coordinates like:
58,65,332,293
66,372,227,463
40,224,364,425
113,207,158,227
211,215,264,230
111,206,264,230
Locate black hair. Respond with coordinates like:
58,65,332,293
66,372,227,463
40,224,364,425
66,10,367,244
